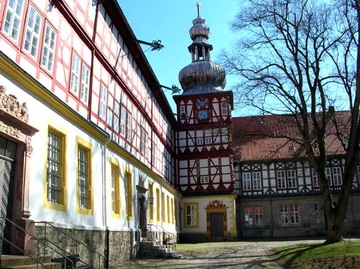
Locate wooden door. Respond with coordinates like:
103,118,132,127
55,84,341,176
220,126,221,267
0,156,13,254
210,213,224,238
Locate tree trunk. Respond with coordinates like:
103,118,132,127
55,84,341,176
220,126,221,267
325,211,344,244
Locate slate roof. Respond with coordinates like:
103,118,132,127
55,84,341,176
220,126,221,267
232,111,351,162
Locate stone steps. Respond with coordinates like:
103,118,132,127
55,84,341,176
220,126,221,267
139,241,183,259
0,255,62,269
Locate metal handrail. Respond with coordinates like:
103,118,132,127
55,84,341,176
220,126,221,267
0,216,54,269
147,223,177,250
35,221,106,268
0,216,93,268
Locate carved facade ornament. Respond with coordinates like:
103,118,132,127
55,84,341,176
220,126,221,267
207,200,227,208
0,120,26,142
0,86,37,157
0,85,29,123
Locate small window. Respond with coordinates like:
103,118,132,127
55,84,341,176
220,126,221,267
120,106,126,136
156,188,160,222
200,176,209,183
99,84,107,119
23,6,42,58
332,167,343,186
45,127,67,211
111,161,120,217
312,168,319,187
280,204,300,225
76,138,93,215
221,101,228,115
184,203,198,227
242,172,251,191
125,170,133,220
276,170,286,189
3,0,25,42
80,64,90,103
148,183,154,222
252,171,262,190
70,53,81,95
41,24,56,72
287,169,297,188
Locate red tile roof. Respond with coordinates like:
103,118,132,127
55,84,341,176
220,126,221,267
232,111,351,161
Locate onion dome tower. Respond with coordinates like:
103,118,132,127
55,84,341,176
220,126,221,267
175,3,236,242
174,2,234,194
178,3,226,94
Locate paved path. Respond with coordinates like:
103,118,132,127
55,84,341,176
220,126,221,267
116,239,325,269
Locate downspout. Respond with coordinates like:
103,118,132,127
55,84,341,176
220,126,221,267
102,133,111,268
88,0,101,121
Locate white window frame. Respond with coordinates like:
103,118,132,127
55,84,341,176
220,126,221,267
280,205,289,224
120,106,126,136
242,172,251,191
200,175,209,183
205,137,212,145
290,204,299,224
126,113,132,141
197,137,204,145
244,206,263,226
80,64,90,103
332,167,343,186
280,204,300,225
99,84,107,119
185,204,198,227
244,207,253,225
41,24,56,72
252,171,262,190
3,0,25,42
326,167,332,186
70,53,81,95
23,6,42,58
221,101,228,115
254,206,263,225
312,168,320,187
276,170,286,189
287,169,297,188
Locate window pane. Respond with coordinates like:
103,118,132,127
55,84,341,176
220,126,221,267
47,131,62,203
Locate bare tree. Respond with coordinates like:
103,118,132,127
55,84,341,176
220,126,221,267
223,0,360,243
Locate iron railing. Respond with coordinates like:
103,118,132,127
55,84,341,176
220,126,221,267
35,221,106,268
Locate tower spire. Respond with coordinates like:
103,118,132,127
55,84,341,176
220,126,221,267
196,2,201,17
178,4,226,94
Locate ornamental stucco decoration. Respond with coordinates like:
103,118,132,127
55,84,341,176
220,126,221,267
0,85,29,123
207,200,227,208
0,86,36,156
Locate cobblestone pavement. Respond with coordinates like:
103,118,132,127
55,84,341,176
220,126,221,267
116,239,324,269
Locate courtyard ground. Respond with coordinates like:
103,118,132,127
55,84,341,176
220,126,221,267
115,239,327,269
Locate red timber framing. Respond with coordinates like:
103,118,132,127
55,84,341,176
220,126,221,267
0,0,176,183
174,91,235,194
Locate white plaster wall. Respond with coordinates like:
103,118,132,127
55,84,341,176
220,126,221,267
180,196,236,234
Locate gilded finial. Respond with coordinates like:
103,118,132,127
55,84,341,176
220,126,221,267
196,2,201,17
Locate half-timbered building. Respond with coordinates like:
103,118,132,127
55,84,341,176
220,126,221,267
0,0,179,267
174,4,237,242
233,114,360,238
2,0,360,267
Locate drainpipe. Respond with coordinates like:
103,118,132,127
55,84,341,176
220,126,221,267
88,0,101,121
102,133,111,268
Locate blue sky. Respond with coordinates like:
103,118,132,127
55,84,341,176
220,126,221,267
117,0,241,115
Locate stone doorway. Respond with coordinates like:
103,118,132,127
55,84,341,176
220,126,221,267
206,200,228,241
0,86,38,254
